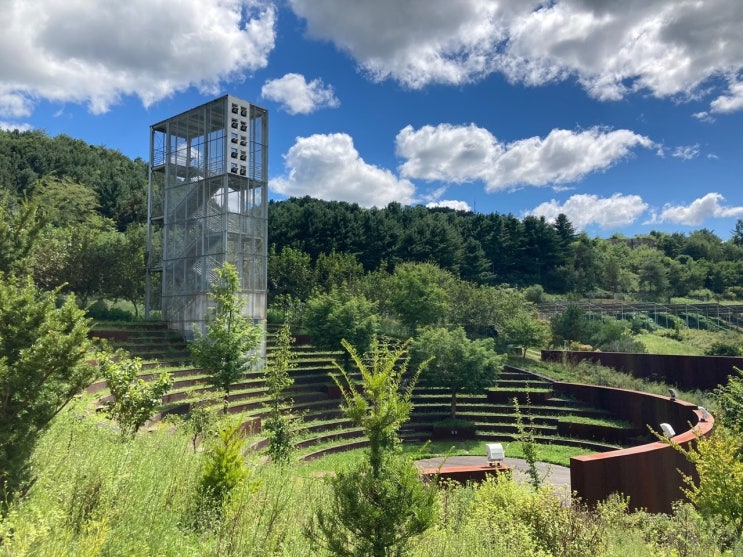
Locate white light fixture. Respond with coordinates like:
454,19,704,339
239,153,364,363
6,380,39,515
697,406,711,422
660,423,676,438
486,443,505,466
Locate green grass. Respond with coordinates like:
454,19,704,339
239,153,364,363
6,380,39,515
556,415,632,428
2,403,740,556
296,438,589,472
635,332,704,355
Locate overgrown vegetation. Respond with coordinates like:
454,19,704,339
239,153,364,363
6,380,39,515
1,404,741,556
0,276,95,507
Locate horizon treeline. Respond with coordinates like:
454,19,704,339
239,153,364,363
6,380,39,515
2,128,743,303
268,196,743,300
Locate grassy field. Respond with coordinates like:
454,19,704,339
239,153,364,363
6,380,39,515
1,403,739,556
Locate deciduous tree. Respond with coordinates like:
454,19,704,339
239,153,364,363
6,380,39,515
190,263,263,412
98,351,172,438
410,326,504,419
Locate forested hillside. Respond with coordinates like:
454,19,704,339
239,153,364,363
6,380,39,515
0,129,147,230
269,196,743,300
2,128,743,310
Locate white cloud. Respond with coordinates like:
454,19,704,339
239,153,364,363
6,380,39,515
671,145,700,160
426,200,472,212
528,193,649,230
261,73,339,114
0,0,276,116
396,123,654,191
655,193,743,226
271,133,415,207
289,0,743,108
0,121,32,132
710,80,743,114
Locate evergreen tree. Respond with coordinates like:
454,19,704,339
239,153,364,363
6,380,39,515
306,338,436,556
0,276,94,506
263,322,297,464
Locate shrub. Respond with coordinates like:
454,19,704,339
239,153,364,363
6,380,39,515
705,342,741,357
523,284,544,304
98,351,172,438
0,276,94,506
263,323,297,464
195,418,250,523
601,335,647,353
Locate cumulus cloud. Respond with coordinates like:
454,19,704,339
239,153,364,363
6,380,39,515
271,133,415,207
289,0,743,108
396,123,654,191
0,0,276,116
709,80,743,114
528,193,649,230
653,193,743,226
426,200,472,212
261,73,339,114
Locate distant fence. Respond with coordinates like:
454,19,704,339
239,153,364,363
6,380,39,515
541,350,743,390
559,382,713,513
538,301,743,330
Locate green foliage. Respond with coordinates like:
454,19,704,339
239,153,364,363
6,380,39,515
0,194,45,276
308,453,437,557
673,426,743,536
705,342,742,357
190,263,263,411
0,275,94,506
98,351,172,438
314,249,365,292
0,129,147,229
187,397,221,452
2,408,742,555
305,287,379,355
410,326,504,419
196,418,250,516
268,245,314,303
715,366,743,431
601,335,648,353
263,323,297,464
307,337,437,556
389,262,452,333
550,303,588,346
495,289,551,357
523,284,545,304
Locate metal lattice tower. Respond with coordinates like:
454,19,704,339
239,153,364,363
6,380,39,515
145,95,268,344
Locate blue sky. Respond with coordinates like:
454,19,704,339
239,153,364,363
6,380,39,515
2,0,742,239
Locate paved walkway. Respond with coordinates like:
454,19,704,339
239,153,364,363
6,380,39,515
415,455,571,491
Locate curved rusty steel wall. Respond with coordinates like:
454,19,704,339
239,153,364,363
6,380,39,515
558,382,714,513
541,350,743,390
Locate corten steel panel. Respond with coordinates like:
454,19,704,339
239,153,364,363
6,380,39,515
563,384,713,513
542,350,743,390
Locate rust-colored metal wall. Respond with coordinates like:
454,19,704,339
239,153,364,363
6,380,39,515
559,382,714,513
542,350,743,390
